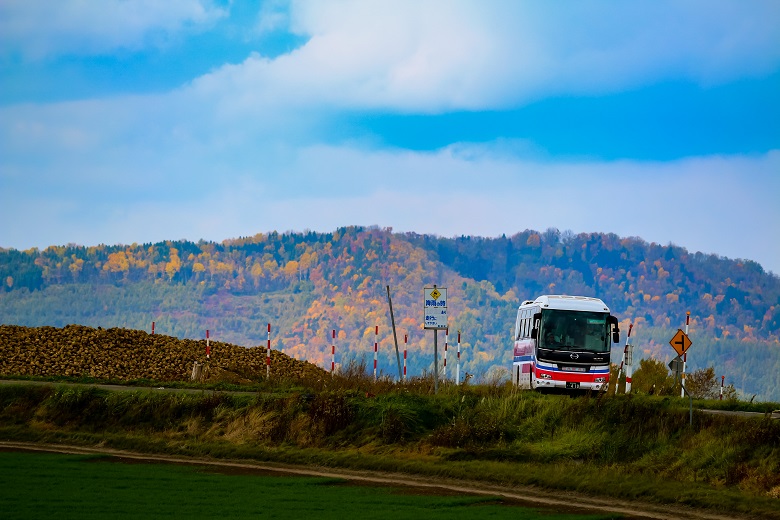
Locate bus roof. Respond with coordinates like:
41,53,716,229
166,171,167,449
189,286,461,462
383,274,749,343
521,295,610,313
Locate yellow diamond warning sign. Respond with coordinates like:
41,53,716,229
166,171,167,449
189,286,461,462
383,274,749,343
669,329,692,356
430,288,441,300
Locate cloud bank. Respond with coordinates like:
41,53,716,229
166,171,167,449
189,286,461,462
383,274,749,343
0,0,226,59
1,1,778,274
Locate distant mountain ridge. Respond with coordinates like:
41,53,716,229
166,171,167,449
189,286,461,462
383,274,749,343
1,227,779,400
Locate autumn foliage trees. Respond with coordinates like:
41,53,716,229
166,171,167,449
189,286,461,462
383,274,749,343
1,226,779,398
3,227,780,345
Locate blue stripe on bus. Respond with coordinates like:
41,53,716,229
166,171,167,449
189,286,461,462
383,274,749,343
513,356,534,363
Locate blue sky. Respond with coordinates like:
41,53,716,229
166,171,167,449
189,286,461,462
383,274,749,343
1,0,779,275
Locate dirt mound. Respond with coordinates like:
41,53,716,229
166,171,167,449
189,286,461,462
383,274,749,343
0,324,326,384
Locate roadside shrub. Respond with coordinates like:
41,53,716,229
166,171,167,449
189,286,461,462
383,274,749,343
0,384,52,423
308,392,354,436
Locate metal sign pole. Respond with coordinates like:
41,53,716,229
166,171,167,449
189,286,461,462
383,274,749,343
433,328,438,394
681,311,690,398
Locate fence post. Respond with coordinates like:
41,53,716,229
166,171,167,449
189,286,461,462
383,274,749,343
373,325,378,381
266,323,271,379
403,334,407,382
456,331,461,385
444,328,448,381
624,323,634,394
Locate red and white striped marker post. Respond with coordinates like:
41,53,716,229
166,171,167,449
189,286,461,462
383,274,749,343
456,331,461,385
373,326,378,381
624,323,634,394
266,323,271,379
206,329,211,359
681,311,690,398
720,375,725,400
403,334,407,382
615,323,633,394
614,350,625,395
331,329,336,375
443,328,448,381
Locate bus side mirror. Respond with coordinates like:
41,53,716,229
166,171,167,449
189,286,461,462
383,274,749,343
608,315,620,343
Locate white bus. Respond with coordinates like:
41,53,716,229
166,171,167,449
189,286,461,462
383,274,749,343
512,295,620,392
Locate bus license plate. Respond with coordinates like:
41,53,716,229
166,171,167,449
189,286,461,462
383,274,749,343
566,382,580,389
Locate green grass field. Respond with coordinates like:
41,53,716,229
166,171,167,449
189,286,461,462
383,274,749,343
1,382,779,518
0,450,622,520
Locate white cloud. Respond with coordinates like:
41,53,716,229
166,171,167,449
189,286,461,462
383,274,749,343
1,1,778,277
0,0,226,59
186,0,780,113
242,147,780,273
4,127,777,273
4,1,778,149
255,0,291,35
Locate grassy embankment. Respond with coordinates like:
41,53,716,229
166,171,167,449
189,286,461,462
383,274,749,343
0,377,778,519
1,324,778,517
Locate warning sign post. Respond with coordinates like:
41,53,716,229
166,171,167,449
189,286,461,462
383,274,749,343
424,285,447,394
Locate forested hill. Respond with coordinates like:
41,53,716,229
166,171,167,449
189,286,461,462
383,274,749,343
1,227,779,400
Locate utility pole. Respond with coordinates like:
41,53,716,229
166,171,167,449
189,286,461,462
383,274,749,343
387,285,403,381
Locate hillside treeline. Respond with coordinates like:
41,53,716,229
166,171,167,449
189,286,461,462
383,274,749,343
1,227,779,399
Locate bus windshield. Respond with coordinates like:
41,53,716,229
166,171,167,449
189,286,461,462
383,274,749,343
540,309,611,353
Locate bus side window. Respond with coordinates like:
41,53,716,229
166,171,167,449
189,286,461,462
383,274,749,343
521,311,528,340
522,311,529,338
520,312,525,338
524,316,530,338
